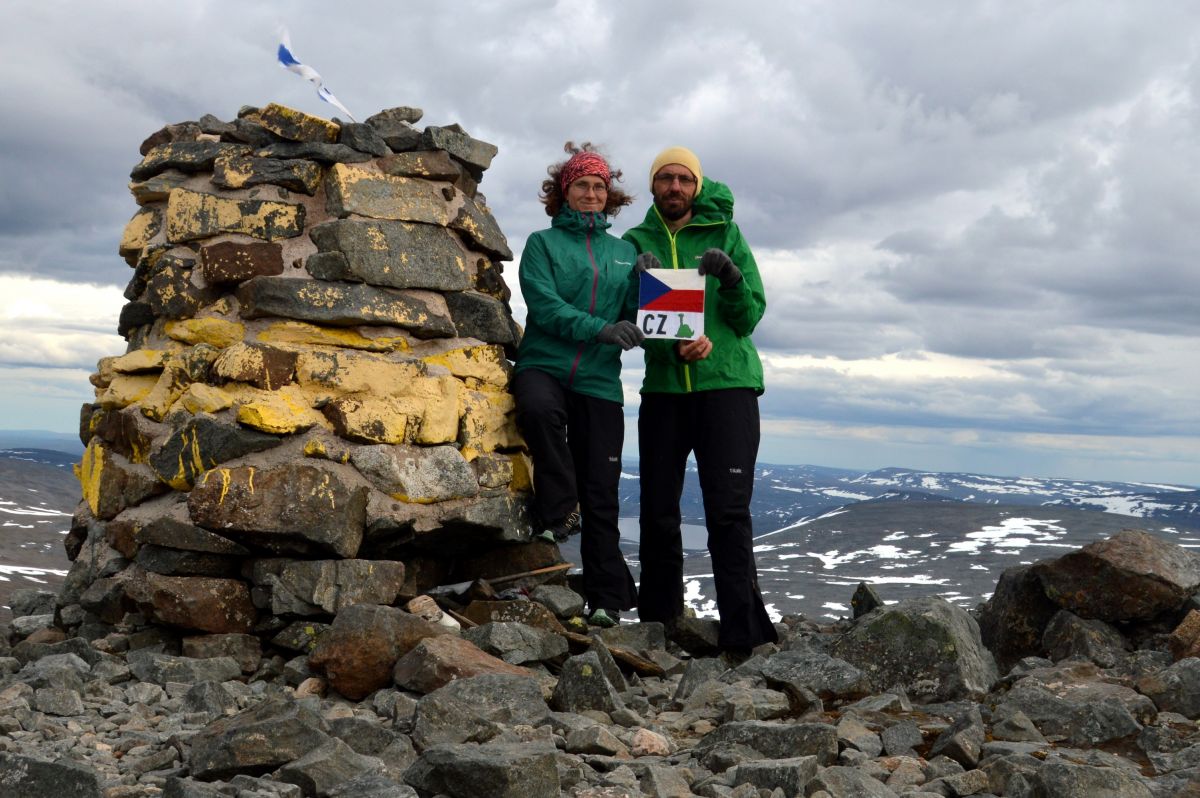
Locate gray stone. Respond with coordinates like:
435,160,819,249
1137,657,1200,719
565,725,626,756
0,751,103,797
670,615,722,656
251,558,406,615
136,545,239,577
443,290,517,345
593,621,667,656
977,564,1059,673
852,581,884,618
308,219,471,291
182,680,239,717
638,765,693,797
831,597,999,701
126,649,242,685
925,768,990,796
529,584,585,618
881,720,924,756
130,141,252,180
16,652,90,690
8,589,57,618
162,777,229,797
731,757,819,795
328,774,418,797
980,754,1042,796
34,686,84,716
694,721,838,767
273,736,386,796
188,460,368,559
212,155,322,195
188,695,331,780
589,637,629,693
837,714,883,758
999,674,1148,746
808,766,899,797
338,122,391,156
420,126,498,173
351,444,479,504
675,657,731,702
364,107,424,151
929,706,986,768
991,705,1047,743
551,650,625,714
255,141,374,163
1030,761,1153,797
182,633,263,673
411,672,551,749
462,621,569,665
149,414,282,490
1043,609,1129,667
451,193,512,260
403,740,558,798
10,613,54,636
237,276,456,335
760,647,872,703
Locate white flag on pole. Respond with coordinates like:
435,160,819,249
277,29,357,122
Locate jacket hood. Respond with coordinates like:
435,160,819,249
689,178,734,224
552,206,612,233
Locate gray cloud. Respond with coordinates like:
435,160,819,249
0,1,1197,482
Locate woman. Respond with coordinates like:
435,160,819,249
513,143,643,628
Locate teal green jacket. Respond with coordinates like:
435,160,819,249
515,207,639,404
622,179,766,394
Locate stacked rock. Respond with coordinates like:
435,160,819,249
67,103,547,643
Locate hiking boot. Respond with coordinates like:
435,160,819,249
589,608,619,628
538,511,581,544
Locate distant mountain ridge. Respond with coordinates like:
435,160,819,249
2,445,1197,620
618,461,1200,532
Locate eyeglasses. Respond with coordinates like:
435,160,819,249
653,173,697,188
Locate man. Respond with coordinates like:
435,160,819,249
623,147,778,653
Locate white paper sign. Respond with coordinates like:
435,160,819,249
637,269,705,340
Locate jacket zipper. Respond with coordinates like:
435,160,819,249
566,213,601,387
654,207,721,394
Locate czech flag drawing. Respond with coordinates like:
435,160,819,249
638,269,706,340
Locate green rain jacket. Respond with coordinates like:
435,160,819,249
622,178,766,395
515,207,639,404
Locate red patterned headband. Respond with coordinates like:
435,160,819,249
560,152,612,194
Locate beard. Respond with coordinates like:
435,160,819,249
654,190,694,222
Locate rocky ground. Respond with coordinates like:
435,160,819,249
3,529,1200,797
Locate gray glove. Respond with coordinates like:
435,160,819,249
596,320,645,350
635,252,661,272
698,248,742,288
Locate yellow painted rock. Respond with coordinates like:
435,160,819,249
165,188,305,244
97,374,159,409
164,317,246,348
235,386,326,435
178,383,234,414
255,320,411,352
112,349,167,374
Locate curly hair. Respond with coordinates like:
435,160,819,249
540,141,634,217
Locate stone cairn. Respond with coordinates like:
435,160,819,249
67,103,557,645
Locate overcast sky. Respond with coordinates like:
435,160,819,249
1,1,1197,485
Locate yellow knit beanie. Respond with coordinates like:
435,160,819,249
650,146,703,196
